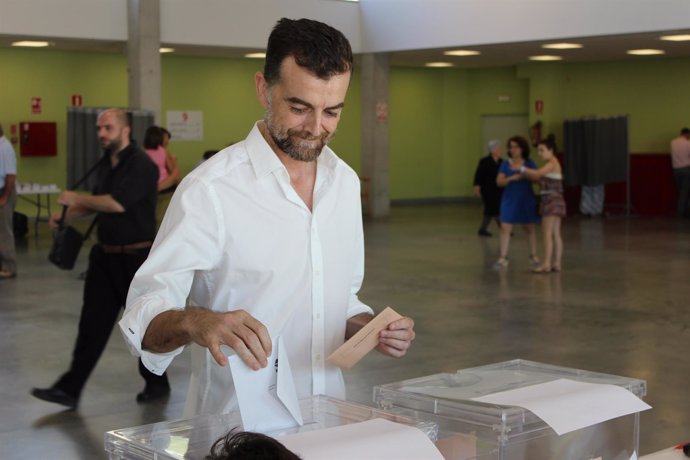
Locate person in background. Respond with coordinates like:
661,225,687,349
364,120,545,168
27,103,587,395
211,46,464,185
494,135,540,269
144,126,181,193
144,126,181,227
473,139,503,237
120,18,415,418
521,135,565,273
31,108,170,409
0,123,18,279
670,127,690,218
160,128,181,191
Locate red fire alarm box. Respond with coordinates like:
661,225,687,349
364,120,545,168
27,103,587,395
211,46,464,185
20,121,57,156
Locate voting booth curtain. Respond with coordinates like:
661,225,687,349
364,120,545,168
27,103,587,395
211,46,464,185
563,116,630,215
563,116,629,187
66,107,154,191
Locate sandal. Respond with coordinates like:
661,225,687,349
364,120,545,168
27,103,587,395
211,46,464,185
528,255,541,266
493,258,509,270
551,266,561,272
532,265,552,274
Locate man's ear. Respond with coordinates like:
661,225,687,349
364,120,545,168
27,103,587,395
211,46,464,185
255,72,269,109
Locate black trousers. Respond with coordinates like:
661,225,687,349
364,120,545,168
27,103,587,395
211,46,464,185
55,244,168,398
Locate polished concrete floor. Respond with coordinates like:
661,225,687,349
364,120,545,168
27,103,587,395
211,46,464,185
1,203,688,459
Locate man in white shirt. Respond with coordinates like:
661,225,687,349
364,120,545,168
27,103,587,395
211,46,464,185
0,124,18,279
120,18,415,416
670,127,690,217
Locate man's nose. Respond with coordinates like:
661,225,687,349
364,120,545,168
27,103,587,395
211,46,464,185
304,112,322,137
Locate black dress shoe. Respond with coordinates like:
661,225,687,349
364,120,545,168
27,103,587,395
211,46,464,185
478,229,492,237
31,387,78,409
136,385,170,403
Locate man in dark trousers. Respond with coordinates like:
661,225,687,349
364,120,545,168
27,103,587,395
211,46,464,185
473,139,504,236
31,108,170,409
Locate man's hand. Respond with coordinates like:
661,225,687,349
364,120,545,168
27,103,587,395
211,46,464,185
57,191,79,207
376,316,415,358
185,309,272,370
48,211,63,230
0,196,6,207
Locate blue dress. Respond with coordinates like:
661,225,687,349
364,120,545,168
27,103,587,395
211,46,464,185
499,159,540,224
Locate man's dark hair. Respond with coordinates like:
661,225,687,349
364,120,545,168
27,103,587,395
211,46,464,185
205,429,301,460
681,127,690,136
144,126,164,150
507,135,531,160
263,18,353,86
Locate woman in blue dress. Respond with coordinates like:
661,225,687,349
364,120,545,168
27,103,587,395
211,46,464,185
493,135,540,269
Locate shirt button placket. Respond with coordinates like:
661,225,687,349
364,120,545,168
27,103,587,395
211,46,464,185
310,217,326,394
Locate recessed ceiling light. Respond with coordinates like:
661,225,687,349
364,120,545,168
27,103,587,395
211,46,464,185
12,41,50,47
444,50,480,57
425,62,454,68
159,47,175,53
542,43,583,50
245,52,266,59
528,55,563,61
626,49,665,56
660,34,690,42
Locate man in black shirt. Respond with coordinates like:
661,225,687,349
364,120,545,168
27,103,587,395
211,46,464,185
31,108,170,409
473,139,504,236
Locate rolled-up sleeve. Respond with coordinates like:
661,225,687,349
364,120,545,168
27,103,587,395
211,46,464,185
120,175,225,374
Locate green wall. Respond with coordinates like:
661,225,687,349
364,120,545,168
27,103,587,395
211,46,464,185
160,55,364,174
2,46,690,214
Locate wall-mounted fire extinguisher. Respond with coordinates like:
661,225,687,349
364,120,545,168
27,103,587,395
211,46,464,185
529,121,542,147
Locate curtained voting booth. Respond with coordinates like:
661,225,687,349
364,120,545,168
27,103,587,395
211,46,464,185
563,116,630,215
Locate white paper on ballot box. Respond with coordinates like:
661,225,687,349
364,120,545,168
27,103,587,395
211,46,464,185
472,378,651,436
228,335,303,432
278,418,445,460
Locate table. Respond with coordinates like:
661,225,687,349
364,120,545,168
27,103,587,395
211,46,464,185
641,447,687,459
16,183,61,236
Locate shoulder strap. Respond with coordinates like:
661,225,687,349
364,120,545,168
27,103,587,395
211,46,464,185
58,155,108,231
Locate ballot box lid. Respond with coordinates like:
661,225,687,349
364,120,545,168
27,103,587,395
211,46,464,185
373,359,646,442
105,395,438,460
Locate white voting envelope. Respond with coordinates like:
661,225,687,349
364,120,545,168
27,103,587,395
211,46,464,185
228,335,303,432
278,418,445,460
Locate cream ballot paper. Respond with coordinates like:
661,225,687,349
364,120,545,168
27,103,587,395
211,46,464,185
229,335,303,432
327,307,403,370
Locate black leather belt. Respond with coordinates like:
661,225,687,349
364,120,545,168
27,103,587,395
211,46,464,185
102,241,153,254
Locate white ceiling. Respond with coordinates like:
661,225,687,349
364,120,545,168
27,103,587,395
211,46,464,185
2,28,690,69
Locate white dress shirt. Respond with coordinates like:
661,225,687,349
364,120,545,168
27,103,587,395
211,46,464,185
120,123,373,416
670,136,690,169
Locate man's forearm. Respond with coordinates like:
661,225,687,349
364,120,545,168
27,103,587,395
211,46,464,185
142,309,193,352
74,193,125,213
1,175,15,202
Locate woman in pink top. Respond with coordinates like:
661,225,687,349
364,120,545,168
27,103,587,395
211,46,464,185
144,126,180,193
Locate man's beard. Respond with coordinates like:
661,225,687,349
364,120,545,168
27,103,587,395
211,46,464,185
100,137,122,153
265,108,333,162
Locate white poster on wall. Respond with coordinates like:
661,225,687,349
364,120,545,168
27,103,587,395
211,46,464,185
166,111,203,141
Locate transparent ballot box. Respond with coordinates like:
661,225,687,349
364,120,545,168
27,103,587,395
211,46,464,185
373,359,647,460
104,395,438,459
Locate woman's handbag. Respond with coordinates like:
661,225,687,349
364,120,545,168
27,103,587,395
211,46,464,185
48,156,104,270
